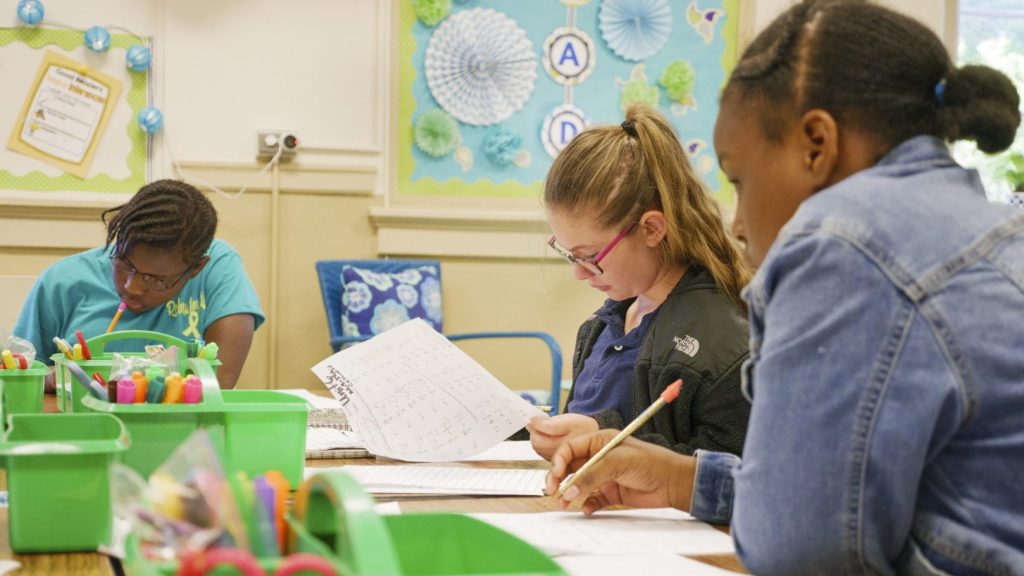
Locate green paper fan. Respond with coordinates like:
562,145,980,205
414,109,461,158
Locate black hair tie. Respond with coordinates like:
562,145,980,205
621,120,638,138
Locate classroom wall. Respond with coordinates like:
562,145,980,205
1,0,955,395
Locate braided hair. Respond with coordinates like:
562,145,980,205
724,0,1020,154
103,179,218,262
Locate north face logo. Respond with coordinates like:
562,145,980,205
673,335,700,357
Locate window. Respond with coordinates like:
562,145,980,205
953,1,1024,202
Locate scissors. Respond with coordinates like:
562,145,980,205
176,548,338,576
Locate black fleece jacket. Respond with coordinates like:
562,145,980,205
567,265,751,456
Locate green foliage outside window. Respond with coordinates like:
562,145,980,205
953,0,1024,202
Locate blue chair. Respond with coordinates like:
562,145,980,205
315,259,562,414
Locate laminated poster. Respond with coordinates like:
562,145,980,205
6,50,122,178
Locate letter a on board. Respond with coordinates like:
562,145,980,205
559,42,579,67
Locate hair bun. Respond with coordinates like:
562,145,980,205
945,65,1021,153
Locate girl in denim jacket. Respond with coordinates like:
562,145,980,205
546,1,1024,574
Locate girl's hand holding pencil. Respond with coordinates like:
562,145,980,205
545,430,697,515
546,379,697,515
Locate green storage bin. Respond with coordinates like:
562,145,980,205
0,413,129,553
124,470,566,576
59,330,307,485
0,360,46,416
53,330,197,413
81,359,308,486
51,330,305,485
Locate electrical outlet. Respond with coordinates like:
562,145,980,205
257,130,299,159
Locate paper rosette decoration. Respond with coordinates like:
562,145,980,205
425,8,537,126
598,0,672,62
414,109,461,157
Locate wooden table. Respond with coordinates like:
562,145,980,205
306,456,749,574
0,394,116,575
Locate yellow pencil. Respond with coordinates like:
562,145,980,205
106,301,127,334
557,379,683,497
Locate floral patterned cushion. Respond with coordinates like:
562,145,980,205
340,264,443,339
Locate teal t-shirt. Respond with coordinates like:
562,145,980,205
14,239,264,364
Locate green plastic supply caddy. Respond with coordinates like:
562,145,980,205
54,330,309,486
124,470,567,576
0,412,129,553
0,359,47,416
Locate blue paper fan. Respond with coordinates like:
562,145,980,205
425,8,538,126
599,0,672,61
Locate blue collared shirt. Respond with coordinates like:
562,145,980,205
567,299,657,421
690,136,1024,575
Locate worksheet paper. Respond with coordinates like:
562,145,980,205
306,428,363,451
556,554,744,576
303,465,547,496
310,318,545,462
471,508,736,556
277,388,346,410
460,440,544,462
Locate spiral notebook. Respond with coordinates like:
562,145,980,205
278,389,372,459
306,408,371,459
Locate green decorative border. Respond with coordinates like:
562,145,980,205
397,7,539,199
397,2,743,204
0,27,148,193
714,0,740,208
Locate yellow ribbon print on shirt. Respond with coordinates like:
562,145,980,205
165,292,207,338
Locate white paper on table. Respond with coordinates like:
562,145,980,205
310,318,545,462
303,465,546,496
373,501,403,515
276,388,345,410
471,508,736,557
306,428,364,451
556,554,745,576
460,441,544,462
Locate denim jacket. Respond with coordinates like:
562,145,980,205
690,136,1024,575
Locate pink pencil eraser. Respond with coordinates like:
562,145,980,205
661,379,683,403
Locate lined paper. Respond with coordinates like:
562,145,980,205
556,554,744,576
471,508,736,556
311,319,545,462
461,441,544,462
276,388,345,410
306,428,363,451
304,465,546,496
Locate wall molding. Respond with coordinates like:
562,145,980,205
174,161,377,196
369,206,558,259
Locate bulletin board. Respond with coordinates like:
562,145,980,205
0,27,149,193
396,0,740,204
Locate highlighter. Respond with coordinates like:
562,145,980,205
131,371,148,403
116,378,136,404
2,350,16,370
183,375,203,404
164,372,184,403
75,330,92,360
262,470,291,552
146,371,167,403
252,476,280,557
66,360,106,398
52,337,74,360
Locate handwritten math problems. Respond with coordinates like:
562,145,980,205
311,319,545,462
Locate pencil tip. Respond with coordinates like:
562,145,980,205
662,379,683,403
